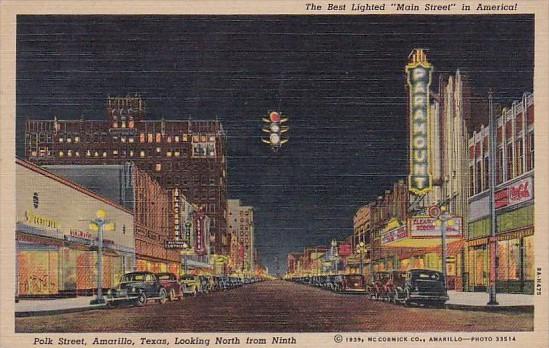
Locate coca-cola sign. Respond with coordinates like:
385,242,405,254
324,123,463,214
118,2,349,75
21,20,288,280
496,176,533,209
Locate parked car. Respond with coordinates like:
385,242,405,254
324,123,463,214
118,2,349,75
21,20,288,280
383,270,406,302
394,269,449,306
156,272,183,301
180,274,201,296
198,275,212,294
368,271,390,300
217,276,230,290
106,271,167,306
340,274,366,293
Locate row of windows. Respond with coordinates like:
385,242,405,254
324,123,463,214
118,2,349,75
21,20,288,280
470,131,534,195
53,133,217,145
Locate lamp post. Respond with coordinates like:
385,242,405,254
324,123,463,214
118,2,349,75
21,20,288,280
487,90,499,305
331,240,338,274
438,208,450,289
89,209,113,305
357,241,366,276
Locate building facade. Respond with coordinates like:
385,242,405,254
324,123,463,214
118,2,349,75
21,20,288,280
16,159,135,297
227,199,255,274
24,96,229,255
467,92,534,294
43,163,180,274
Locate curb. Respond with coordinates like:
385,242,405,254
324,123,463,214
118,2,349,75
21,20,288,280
15,304,108,318
445,304,533,313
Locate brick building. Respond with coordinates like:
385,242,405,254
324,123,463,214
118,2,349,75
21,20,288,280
24,96,229,255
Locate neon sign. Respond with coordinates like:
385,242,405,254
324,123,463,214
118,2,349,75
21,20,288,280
406,49,433,195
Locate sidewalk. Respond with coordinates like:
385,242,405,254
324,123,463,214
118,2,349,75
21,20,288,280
15,296,107,317
446,290,533,312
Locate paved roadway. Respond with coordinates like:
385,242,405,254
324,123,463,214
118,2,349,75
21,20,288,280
16,280,532,332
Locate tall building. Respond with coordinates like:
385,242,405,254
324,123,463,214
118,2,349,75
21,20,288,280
227,199,255,274
24,96,229,255
467,92,534,294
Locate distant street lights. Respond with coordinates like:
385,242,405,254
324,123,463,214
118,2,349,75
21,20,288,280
89,209,114,305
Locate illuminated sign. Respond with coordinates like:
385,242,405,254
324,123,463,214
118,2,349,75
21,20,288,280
406,49,433,195
495,176,533,209
408,216,462,238
24,210,59,229
381,225,408,244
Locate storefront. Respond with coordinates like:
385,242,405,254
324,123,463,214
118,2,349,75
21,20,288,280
16,160,135,297
379,216,464,289
466,174,534,294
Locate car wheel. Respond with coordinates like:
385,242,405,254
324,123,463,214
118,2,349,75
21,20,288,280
136,292,147,307
392,290,399,304
169,289,176,302
158,288,167,304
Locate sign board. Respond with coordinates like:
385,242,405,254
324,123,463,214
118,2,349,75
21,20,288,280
338,244,352,257
381,225,408,244
428,205,441,218
495,176,533,209
165,240,190,249
408,216,462,238
406,49,433,196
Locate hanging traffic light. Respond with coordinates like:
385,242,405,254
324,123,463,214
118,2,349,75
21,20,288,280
261,111,288,151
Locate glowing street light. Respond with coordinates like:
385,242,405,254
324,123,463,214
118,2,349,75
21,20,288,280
89,209,115,305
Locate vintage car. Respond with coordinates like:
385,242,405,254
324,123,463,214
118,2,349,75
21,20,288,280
198,275,213,294
180,274,201,296
394,269,449,306
382,270,406,302
156,272,184,301
106,271,168,306
367,271,390,299
339,274,366,293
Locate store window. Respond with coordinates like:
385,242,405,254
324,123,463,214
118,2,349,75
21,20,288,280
527,131,534,171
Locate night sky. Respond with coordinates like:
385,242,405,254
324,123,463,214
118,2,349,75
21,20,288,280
16,15,534,273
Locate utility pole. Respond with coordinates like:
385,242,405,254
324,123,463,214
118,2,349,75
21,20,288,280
487,90,499,305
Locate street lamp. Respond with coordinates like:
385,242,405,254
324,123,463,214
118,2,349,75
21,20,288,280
89,209,114,305
487,90,499,306
331,240,339,274
356,241,366,276
436,206,452,289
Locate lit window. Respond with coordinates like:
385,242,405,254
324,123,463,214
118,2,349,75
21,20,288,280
129,150,134,157
128,120,134,128
140,151,145,158
201,135,207,142
86,150,91,157
75,151,80,157
129,137,134,143
156,147,161,153
103,152,107,157
140,133,145,143
59,138,64,143
167,151,172,157
209,136,215,142
174,151,180,157
167,136,172,143
121,121,126,128
59,151,64,157
155,163,162,171
156,133,161,142
67,138,72,143
31,151,37,157
183,134,188,142
113,150,118,155
148,133,153,143
175,136,180,142
94,151,99,157
67,150,72,157
75,136,80,143
113,122,118,128
121,137,126,143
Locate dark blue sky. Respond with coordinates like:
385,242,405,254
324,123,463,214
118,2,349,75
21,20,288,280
16,15,534,272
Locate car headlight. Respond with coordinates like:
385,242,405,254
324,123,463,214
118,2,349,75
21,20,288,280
131,287,136,293
107,289,112,296
414,286,419,292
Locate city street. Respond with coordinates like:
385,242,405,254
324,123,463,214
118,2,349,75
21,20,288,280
16,280,533,332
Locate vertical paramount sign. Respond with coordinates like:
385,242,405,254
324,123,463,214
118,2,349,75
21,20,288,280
406,49,433,195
